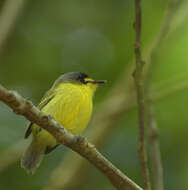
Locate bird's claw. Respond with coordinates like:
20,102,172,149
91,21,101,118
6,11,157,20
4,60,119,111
48,114,54,120
74,135,85,144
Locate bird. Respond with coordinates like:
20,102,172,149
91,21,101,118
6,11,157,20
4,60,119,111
21,72,106,174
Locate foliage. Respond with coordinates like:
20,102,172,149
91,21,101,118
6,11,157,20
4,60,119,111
0,0,188,190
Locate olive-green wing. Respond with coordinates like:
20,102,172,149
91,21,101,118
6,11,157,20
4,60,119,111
37,89,55,110
24,88,56,139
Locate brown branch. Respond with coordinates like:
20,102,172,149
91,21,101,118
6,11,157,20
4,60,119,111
0,73,187,177
133,1,151,190
145,1,181,190
0,84,142,190
147,106,163,190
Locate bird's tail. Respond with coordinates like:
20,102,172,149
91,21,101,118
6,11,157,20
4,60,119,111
21,140,45,174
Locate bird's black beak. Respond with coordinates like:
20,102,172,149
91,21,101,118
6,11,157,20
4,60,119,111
86,80,107,84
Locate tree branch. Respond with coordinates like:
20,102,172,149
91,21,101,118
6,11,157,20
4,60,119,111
133,1,151,190
0,84,142,190
144,1,181,190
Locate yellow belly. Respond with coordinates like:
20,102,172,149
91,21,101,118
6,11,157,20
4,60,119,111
32,83,93,148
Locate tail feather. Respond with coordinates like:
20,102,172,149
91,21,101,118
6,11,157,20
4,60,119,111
21,141,45,174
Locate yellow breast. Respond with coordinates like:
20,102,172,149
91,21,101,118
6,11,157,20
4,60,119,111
42,83,93,134
32,83,94,148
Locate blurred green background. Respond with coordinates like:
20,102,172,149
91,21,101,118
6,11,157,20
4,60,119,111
1,0,188,189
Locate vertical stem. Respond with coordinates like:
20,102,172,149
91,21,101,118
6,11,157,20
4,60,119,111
145,1,181,190
133,1,151,190
147,103,164,190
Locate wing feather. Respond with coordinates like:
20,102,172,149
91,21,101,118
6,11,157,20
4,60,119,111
24,88,56,138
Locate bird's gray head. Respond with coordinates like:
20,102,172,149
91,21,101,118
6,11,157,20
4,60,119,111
54,72,106,86
55,72,89,85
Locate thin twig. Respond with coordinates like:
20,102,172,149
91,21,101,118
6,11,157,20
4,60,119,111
133,1,151,190
145,1,181,190
0,84,142,190
147,107,163,190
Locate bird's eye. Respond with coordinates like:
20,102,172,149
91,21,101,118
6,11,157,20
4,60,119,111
77,73,89,84
80,78,87,84
78,77,87,84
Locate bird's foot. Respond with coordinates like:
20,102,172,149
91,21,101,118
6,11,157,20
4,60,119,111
74,134,86,144
48,114,54,120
